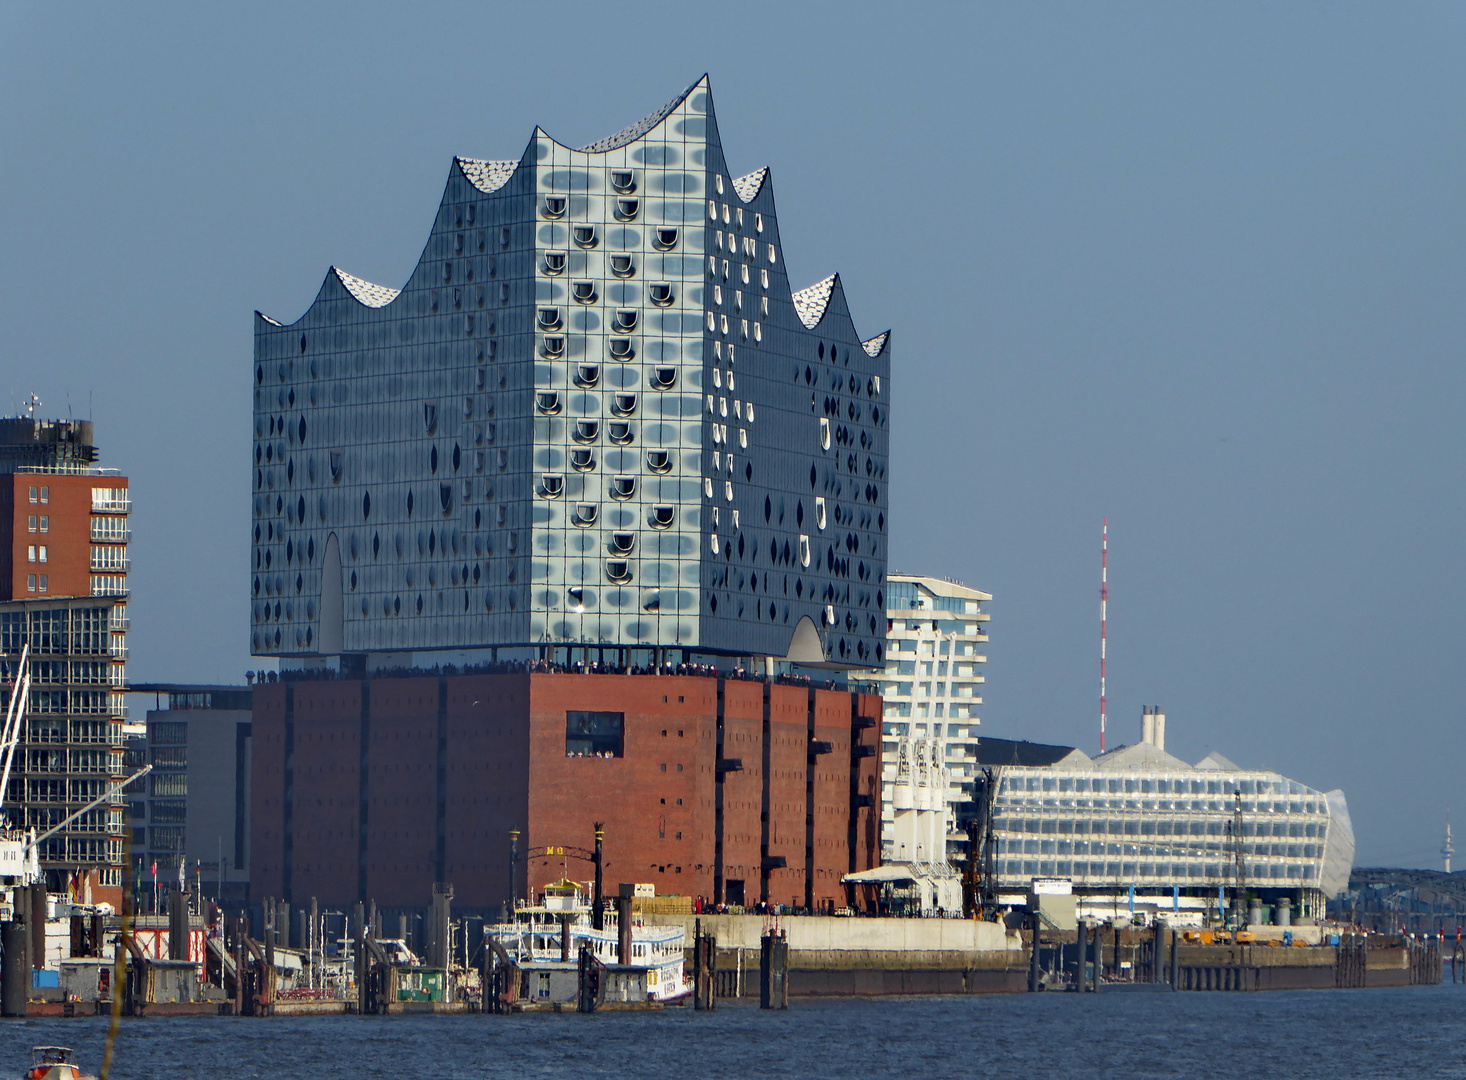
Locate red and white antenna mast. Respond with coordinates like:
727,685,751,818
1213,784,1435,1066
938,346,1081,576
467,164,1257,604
1100,518,1108,754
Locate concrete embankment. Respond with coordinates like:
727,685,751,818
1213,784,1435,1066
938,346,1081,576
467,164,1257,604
1173,940,1425,990
644,914,1030,996
647,916,1442,997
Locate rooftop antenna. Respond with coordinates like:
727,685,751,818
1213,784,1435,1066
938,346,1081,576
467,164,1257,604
1100,517,1108,754
23,393,41,419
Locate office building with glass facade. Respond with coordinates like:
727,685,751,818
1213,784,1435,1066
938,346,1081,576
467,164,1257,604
251,76,890,670
978,722,1355,920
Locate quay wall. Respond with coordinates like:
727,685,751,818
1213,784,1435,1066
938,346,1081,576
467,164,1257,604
643,914,1020,953
648,914,1029,997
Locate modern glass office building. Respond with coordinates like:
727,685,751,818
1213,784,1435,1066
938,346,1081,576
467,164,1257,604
251,77,891,669
980,727,1355,918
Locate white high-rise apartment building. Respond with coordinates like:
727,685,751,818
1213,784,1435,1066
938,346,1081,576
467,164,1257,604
865,574,990,861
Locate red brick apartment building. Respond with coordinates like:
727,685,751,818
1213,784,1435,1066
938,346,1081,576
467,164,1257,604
250,672,881,912
0,417,130,902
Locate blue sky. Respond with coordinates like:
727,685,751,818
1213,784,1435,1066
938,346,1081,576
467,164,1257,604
2,2,1463,867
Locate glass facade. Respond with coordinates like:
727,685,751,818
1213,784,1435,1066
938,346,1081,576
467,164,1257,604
252,77,890,668
989,762,1355,902
0,599,127,888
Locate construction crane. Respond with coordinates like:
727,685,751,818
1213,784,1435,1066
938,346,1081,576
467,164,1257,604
962,766,1004,919
0,644,40,899
1225,789,1247,929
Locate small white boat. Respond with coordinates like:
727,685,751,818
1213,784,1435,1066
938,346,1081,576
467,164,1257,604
22,1047,92,1080
486,881,688,1006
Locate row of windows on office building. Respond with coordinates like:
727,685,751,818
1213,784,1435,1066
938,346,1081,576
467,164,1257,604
999,859,1318,884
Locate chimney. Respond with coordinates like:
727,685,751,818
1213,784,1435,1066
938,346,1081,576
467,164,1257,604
1153,709,1165,752
1141,707,1155,747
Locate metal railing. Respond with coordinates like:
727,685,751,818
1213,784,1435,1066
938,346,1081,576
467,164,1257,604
89,553,130,572
89,524,131,543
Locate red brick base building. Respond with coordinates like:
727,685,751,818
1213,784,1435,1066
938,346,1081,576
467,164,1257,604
250,672,882,912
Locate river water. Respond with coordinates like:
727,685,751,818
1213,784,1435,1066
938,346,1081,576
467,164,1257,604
0,984,1460,1079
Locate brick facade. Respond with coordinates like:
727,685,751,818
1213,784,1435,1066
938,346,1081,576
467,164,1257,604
251,672,881,911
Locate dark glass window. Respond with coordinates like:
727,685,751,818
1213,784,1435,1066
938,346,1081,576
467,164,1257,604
566,711,624,758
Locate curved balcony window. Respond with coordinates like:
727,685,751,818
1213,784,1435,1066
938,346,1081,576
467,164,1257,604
649,505,675,529
824,604,836,626
573,224,598,248
612,309,638,333
573,419,599,443
649,283,674,306
574,364,600,388
819,417,831,450
608,421,633,444
537,473,565,498
650,367,677,390
609,532,636,554
543,251,566,275
610,476,637,500
609,338,635,361
606,560,633,584
613,198,639,221
610,254,635,278
653,228,679,250
542,195,567,219
573,280,598,303
646,449,672,473
572,503,598,527
535,391,562,416
610,170,636,194
611,394,637,417
799,534,811,567
539,335,565,358
570,448,595,472
536,307,563,332
815,497,827,530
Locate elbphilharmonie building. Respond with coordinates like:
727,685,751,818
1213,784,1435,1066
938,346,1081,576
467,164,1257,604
251,77,891,669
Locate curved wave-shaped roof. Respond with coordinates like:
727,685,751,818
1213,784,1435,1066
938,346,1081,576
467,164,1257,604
333,267,400,308
733,167,768,203
861,332,889,357
578,76,706,153
456,157,518,194
792,274,837,330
